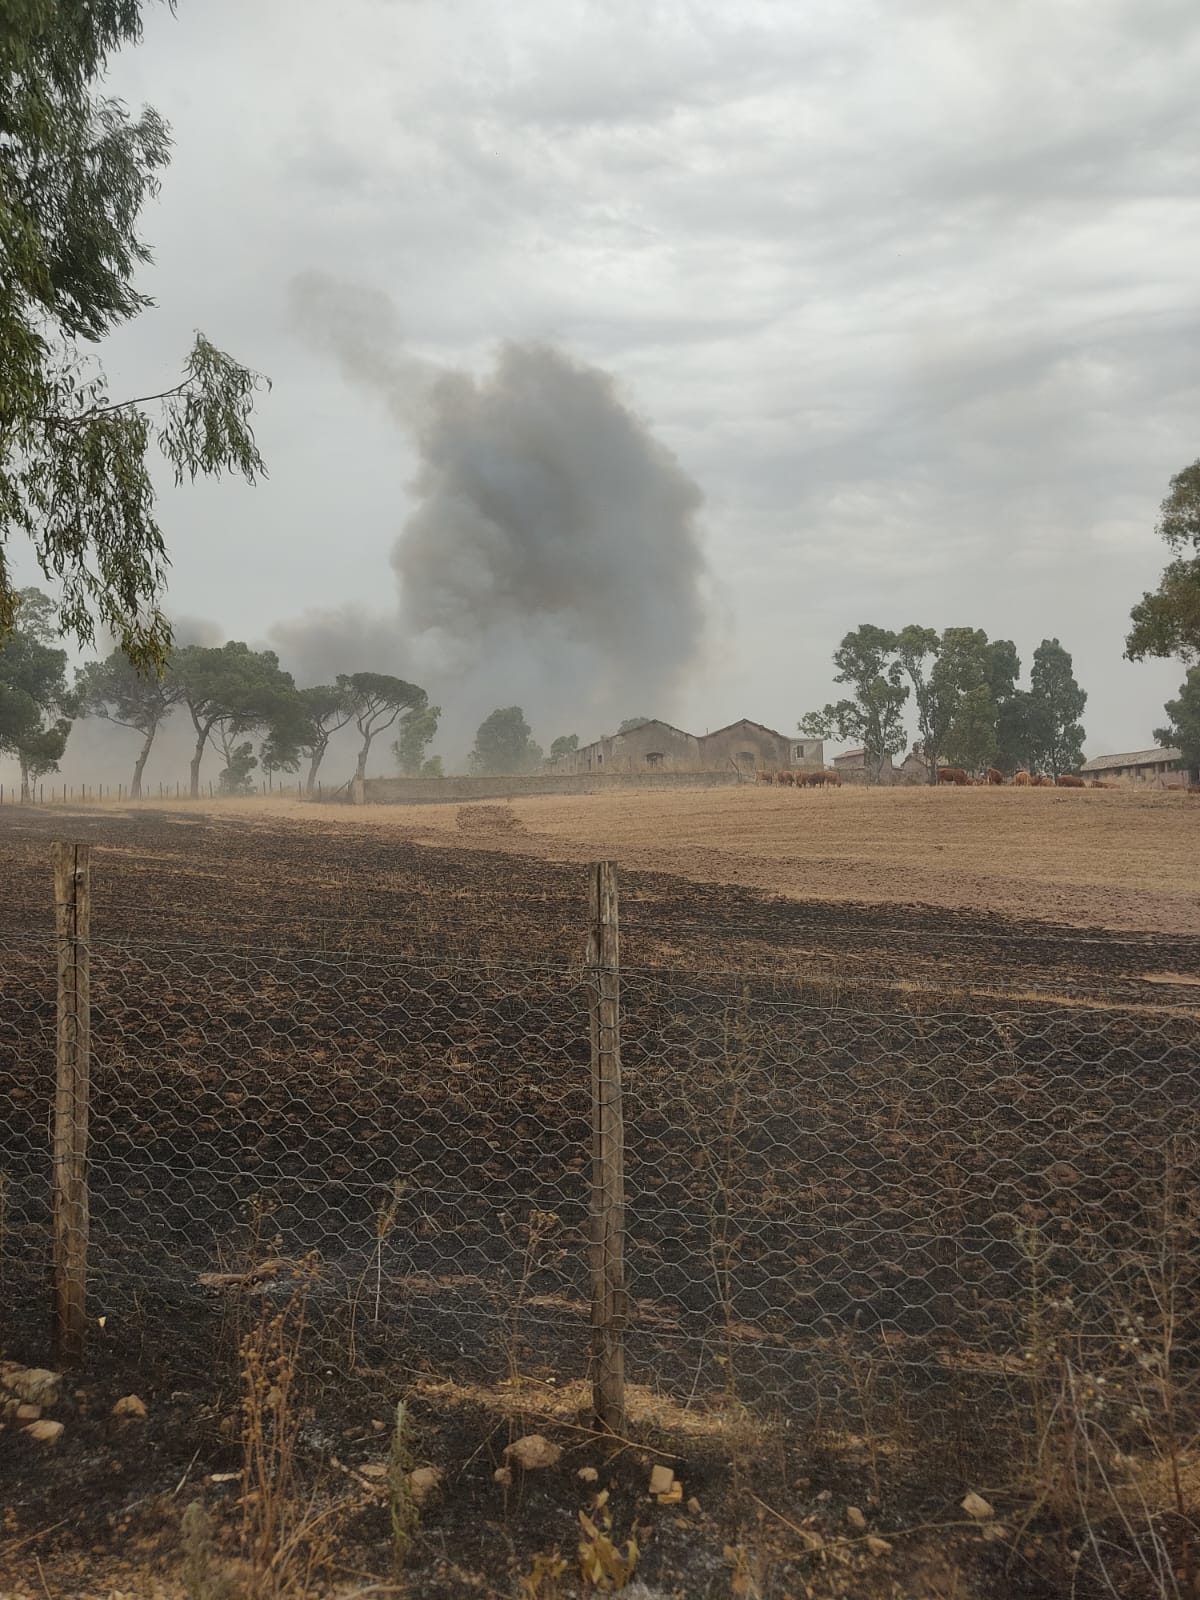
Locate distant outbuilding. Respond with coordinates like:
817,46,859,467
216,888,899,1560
545,719,822,776
1079,746,1186,787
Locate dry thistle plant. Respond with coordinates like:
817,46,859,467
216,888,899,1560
506,1207,561,1391
374,1179,406,1328
723,1540,766,1600
238,1253,341,1597
218,1191,283,1386
181,1499,234,1600
387,1398,419,1573
680,994,757,1413
1012,1152,1200,1600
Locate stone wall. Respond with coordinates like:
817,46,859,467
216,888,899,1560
352,769,746,806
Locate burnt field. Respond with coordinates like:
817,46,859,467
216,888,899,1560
2,800,1199,1001
1,804,1198,1598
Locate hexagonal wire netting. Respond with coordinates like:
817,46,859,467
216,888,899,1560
1,910,1198,1481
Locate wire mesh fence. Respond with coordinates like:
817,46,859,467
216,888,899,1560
1,930,595,1402
616,969,1200,1474
1,846,1198,1491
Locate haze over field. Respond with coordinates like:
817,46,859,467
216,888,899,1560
5,0,1199,786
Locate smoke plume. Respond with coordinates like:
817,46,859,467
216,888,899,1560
287,273,708,746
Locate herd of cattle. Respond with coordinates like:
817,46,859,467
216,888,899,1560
757,769,844,787
756,767,1113,788
938,767,1105,788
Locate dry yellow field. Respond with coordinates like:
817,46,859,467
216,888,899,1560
132,781,1200,935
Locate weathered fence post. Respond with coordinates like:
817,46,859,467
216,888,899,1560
587,860,627,1432
52,843,91,1364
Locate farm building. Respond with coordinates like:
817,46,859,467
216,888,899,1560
832,747,897,784
550,719,698,775
698,720,820,774
896,745,933,785
1080,746,1189,787
546,719,819,776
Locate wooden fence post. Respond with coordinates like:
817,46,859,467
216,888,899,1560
587,860,627,1432
52,843,91,1364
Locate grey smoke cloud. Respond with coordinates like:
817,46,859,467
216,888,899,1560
9,0,1192,771
286,273,708,741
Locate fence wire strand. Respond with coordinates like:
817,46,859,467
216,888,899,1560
3,907,1199,1479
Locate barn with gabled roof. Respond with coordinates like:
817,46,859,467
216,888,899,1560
1079,746,1187,786
545,717,821,776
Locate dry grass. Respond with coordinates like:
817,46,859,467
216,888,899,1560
79,782,1200,935
412,1371,778,1450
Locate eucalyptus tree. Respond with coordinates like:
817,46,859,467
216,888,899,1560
76,647,183,797
1,1,267,668
0,589,75,801
799,624,908,781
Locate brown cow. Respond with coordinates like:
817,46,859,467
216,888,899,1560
756,769,774,785
1089,780,1114,789
986,767,1003,785
1013,770,1032,786
823,770,842,787
1032,774,1053,786
1055,774,1085,788
807,771,827,787
777,770,795,787
937,767,969,786
794,772,811,787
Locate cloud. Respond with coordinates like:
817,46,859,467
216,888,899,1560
30,0,1189,762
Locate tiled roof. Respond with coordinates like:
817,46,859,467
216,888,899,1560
1080,747,1182,773
613,718,694,740
701,718,789,742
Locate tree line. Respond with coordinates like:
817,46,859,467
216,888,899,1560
1128,459,1200,775
1,5,1197,804
0,602,583,800
800,626,1087,780
0,601,436,801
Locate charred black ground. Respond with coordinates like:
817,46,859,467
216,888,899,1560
0,806,1196,1600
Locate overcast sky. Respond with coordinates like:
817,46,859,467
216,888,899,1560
15,0,1200,762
